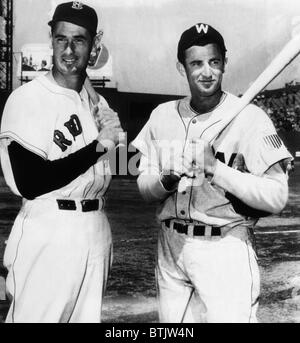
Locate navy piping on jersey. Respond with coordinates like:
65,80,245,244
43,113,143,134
84,165,96,198
78,95,96,199
62,94,100,199
187,118,225,219
176,99,224,221
11,209,28,323
176,100,201,221
0,131,48,160
95,159,109,199
175,100,189,219
68,252,90,321
36,75,88,101
188,92,228,117
246,241,255,323
95,175,106,199
81,131,95,199
183,116,196,222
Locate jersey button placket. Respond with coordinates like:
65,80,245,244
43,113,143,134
178,208,189,219
177,189,190,219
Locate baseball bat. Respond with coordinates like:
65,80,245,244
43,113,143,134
206,31,300,144
84,76,100,105
84,77,126,148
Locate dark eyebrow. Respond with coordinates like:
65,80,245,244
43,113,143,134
54,34,66,38
73,35,88,40
53,34,88,40
189,59,202,64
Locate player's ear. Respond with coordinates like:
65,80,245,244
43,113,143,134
49,30,54,49
222,56,228,73
91,34,98,50
89,31,103,67
176,62,186,77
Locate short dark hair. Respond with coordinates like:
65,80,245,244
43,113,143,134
179,40,226,65
50,22,94,42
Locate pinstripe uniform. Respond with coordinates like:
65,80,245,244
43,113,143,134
132,93,291,322
0,75,112,322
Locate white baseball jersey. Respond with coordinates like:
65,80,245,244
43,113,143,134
132,92,292,227
0,74,111,200
0,74,113,323
133,92,291,323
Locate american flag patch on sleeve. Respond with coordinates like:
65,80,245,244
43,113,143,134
263,134,282,149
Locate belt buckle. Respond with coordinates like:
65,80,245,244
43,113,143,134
205,225,212,236
187,224,194,237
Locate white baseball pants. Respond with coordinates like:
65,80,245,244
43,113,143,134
156,224,260,323
3,198,112,323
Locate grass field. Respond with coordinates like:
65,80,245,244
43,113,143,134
0,163,300,323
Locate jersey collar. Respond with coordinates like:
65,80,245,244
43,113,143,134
36,73,86,100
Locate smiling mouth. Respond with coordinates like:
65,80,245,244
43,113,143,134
199,80,214,84
198,80,215,87
63,58,76,65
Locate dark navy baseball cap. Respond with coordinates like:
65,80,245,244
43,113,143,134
48,1,98,39
177,23,227,63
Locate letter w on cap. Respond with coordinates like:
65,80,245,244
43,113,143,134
195,24,208,34
72,1,83,10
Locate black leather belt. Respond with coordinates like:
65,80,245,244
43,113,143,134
57,199,100,212
164,219,221,236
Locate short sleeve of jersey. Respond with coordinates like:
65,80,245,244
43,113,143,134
131,110,160,175
0,87,53,159
240,105,293,176
131,120,152,156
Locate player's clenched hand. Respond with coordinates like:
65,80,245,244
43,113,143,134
97,126,124,144
160,151,195,191
96,126,125,152
188,138,217,177
95,107,125,151
96,108,121,130
163,151,195,178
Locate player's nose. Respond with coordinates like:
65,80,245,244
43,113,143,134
201,63,212,77
64,44,73,55
64,41,75,55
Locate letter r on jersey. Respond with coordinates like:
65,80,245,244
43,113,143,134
195,24,209,34
53,130,72,152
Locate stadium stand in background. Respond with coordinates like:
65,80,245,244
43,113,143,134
253,82,300,132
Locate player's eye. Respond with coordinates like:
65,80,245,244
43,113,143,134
73,37,87,45
190,61,202,67
74,38,84,44
210,59,222,67
56,37,67,44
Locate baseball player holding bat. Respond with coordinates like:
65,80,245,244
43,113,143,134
0,2,124,323
132,23,292,323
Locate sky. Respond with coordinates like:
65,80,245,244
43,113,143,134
13,0,300,95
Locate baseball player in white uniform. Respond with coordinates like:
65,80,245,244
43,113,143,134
0,2,124,323
132,23,292,323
